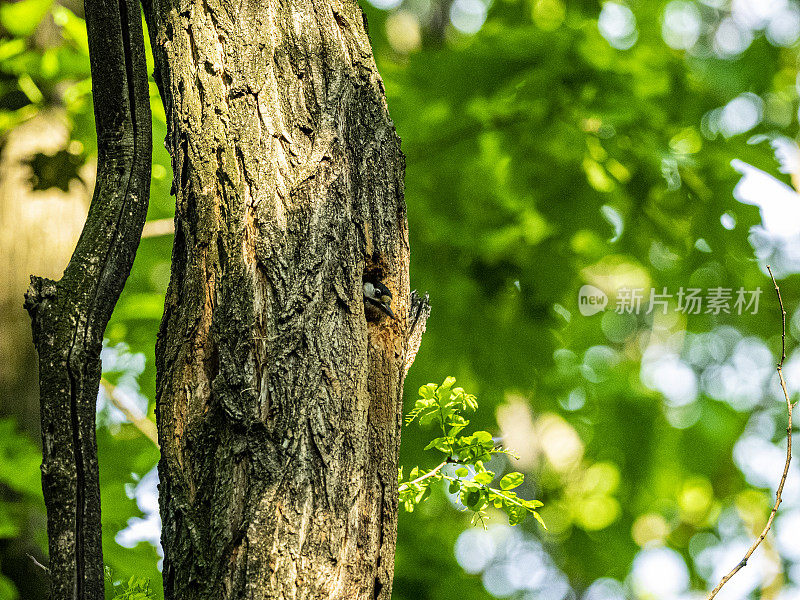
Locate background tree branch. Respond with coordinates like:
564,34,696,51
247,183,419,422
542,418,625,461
22,0,152,595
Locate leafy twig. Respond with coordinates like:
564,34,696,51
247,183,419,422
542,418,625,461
706,265,794,600
398,378,543,527
398,461,448,492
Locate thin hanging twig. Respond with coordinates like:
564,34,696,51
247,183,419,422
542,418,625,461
26,553,49,574
706,265,794,600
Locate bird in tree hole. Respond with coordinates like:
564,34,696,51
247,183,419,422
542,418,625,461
363,279,394,319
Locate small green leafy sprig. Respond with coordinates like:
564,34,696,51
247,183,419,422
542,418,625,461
398,377,544,528
104,567,155,600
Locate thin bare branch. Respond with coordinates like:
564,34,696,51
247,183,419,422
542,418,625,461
27,553,49,574
706,265,793,600
100,378,159,447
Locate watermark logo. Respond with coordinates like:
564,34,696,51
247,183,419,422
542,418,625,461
578,285,608,316
576,286,762,316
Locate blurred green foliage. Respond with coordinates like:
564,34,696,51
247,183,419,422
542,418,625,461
104,568,156,600
2,0,800,598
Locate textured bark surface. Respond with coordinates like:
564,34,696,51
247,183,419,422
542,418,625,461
22,0,152,596
145,1,410,598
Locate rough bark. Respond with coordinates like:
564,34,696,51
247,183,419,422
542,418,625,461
145,0,414,598
22,0,152,597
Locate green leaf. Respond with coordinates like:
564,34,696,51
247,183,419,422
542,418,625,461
418,383,437,399
420,485,432,503
531,510,547,530
418,409,440,427
462,489,481,509
500,472,524,490
455,467,468,477
405,398,436,425
448,423,467,436
472,430,493,444
463,393,478,412
473,471,494,485
0,39,26,62
0,0,53,37
423,437,453,453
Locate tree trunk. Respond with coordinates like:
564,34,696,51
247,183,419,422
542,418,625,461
145,1,411,597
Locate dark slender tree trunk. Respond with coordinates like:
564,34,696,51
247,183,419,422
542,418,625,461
144,1,414,597
23,0,152,596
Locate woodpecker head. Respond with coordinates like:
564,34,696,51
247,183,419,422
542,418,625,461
363,280,394,318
